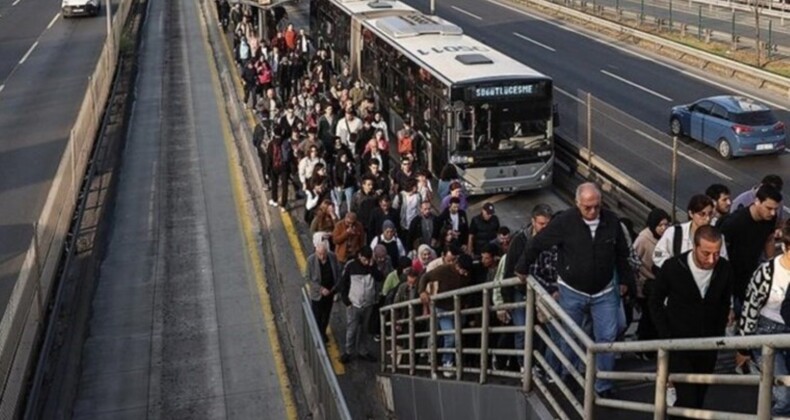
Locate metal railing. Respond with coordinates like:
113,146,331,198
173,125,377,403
300,289,353,420
380,275,790,419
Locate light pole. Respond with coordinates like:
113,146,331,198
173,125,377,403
430,0,435,14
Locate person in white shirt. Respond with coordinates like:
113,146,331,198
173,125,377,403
653,194,728,270
335,109,363,153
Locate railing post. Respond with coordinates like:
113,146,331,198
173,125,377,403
408,303,416,375
653,348,669,420
430,301,438,378
480,289,490,384
584,351,597,419
454,295,463,380
756,345,775,419
390,307,397,373
523,283,536,393
380,310,386,372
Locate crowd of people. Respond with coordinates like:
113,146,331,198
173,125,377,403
217,2,790,416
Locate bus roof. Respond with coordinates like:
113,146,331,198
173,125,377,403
332,0,417,16
364,14,548,86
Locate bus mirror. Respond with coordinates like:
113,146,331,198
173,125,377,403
553,104,560,128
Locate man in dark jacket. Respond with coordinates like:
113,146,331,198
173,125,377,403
252,117,270,189
307,237,342,342
339,247,383,364
241,60,257,109
434,197,469,253
368,196,398,239
649,225,734,414
266,135,292,211
408,201,437,251
515,183,634,397
351,177,378,234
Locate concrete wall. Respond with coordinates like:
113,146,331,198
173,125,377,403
378,374,553,420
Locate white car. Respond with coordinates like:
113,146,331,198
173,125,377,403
62,0,100,17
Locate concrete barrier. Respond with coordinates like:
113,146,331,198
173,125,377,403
0,0,133,416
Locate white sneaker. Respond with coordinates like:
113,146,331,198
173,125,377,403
268,200,277,207
442,361,454,378
666,386,677,407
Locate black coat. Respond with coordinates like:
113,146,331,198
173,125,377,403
649,252,734,340
517,208,635,295
434,209,469,248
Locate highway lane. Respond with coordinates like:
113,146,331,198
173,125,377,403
403,0,789,210
0,0,60,90
0,0,117,315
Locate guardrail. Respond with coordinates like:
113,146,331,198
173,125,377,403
692,0,789,20
0,0,133,416
380,275,789,419
507,0,790,97
300,289,353,420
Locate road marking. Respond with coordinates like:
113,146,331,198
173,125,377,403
634,129,733,180
481,0,789,111
600,70,673,102
451,5,483,20
46,13,60,30
196,2,298,418
555,86,584,104
281,212,347,376
0,85,4,93
18,41,38,65
513,32,556,52
209,0,346,376
11,0,21,6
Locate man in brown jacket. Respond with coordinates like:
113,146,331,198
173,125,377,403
333,212,366,264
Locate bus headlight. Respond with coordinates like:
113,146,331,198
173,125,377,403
537,150,552,158
450,155,474,164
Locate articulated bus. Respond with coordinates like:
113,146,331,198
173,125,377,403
311,0,556,195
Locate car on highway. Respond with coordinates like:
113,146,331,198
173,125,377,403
669,95,786,159
62,0,100,17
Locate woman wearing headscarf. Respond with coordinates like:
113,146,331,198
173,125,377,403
633,208,670,357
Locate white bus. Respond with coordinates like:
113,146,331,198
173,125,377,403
311,0,556,195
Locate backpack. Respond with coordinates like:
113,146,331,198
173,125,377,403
258,68,272,85
271,142,284,171
398,134,413,155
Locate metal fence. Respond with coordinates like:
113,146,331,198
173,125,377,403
380,275,790,419
0,0,133,416
301,289,353,420
528,0,788,60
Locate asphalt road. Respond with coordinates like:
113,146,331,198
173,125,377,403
0,0,117,315
404,0,789,215
72,0,294,416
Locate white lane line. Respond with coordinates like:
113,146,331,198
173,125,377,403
555,86,584,104
635,129,733,180
481,0,790,112
18,41,38,65
46,13,60,29
11,0,21,6
451,5,483,20
600,70,673,102
0,84,4,93
513,32,556,52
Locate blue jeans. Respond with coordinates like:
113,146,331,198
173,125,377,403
755,316,790,415
511,290,527,366
332,186,355,216
436,307,456,365
558,283,619,393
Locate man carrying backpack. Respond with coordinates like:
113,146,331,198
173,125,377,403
267,135,292,211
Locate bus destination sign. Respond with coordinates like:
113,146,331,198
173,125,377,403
468,83,542,100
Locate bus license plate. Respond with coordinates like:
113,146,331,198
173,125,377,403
756,144,774,151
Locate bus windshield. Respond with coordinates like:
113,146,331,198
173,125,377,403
454,101,551,154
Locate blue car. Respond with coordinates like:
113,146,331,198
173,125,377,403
669,95,786,159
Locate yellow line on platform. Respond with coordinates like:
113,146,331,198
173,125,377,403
281,212,347,375
206,0,345,377
195,1,298,418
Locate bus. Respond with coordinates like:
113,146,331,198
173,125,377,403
311,1,556,195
